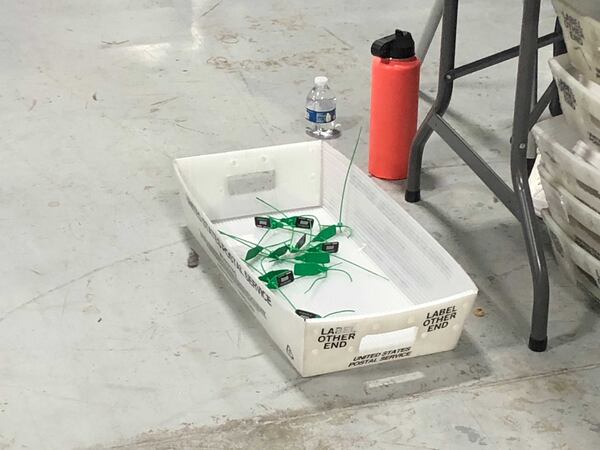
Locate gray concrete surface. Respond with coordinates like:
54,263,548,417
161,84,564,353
1,1,599,449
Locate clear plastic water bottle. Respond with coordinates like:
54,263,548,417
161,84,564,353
305,76,340,139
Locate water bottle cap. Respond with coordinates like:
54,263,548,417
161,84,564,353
314,76,328,86
371,30,415,59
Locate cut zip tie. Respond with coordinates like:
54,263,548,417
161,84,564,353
337,127,362,231
322,309,355,318
330,254,388,280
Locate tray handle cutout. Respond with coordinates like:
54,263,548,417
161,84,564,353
358,326,418,354
227,170,276,196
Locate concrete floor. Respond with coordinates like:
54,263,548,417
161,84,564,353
1,0,599,449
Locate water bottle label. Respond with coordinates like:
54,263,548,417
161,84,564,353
305,108,336,124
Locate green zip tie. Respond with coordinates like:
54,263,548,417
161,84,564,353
295,262,353,293
322,309,355,318
256,197,297,245
330,254,388,280
295,252,330,264
312,225,337,242
304,274,328,294
268,245,289,259
278,289,297,310
328,268,353,282
294,262,329,276
338,127,362,229
256,197,288,217
256,228,270,246
245,246,264,261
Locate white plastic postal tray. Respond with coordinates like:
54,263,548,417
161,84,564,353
543,209,600,300
552,0,600,83
540,164,600,261
532,115,600,213
549,54,600,149
174,141,478,376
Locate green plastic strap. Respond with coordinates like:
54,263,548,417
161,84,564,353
258,269,290,282
268,245,288,259
294,262,328,276
245,246,264,261
313,225,337,242
296,252,330,264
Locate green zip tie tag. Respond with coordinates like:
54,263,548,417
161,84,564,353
254,217,271,228
279,216,314,229
313,225,337,242
279,217,296,227
296,252,330,264
255,216,285,229
321,242,339,253
294,262,329,276
308,242,339,253
269,245,288,259
259,269,289,282
272,219,285,229
295,309,321,319
260,269,294,289
245,246,264,261
275,270,294,287
292,234,307,252
294,216,314,229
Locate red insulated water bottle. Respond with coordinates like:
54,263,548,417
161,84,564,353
369,30,421,180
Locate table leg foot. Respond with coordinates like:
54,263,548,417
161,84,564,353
528,336,547,352
405,190,421,203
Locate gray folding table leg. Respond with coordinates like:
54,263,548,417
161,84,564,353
510,0,549,351
526,48,538,174
404,0,550,351
550,18,567,117
405,0,458,202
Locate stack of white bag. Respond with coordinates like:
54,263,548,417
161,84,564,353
531,0,600,300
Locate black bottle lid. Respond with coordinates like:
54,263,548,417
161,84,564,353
371,29,415,59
